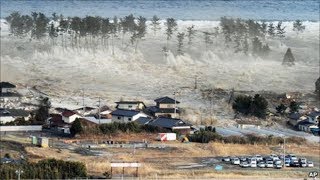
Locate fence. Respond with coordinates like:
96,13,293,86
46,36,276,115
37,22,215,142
0,125,42,132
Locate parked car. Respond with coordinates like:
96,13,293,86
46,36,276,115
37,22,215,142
284,161,290,167
270,154,280,161
250,161,257,168
300,162,307,167
288,154,297,161
274,161,282,169
255,155,263,162
290,161,300,167
239,157,247,162
266,161,274,168
222,157,231,162
307,161,314,167
240,161,250,168
258,162,266,168
232,158,240,165
299,158,307,164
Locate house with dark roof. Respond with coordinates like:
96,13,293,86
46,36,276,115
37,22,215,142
115,101,146,110
148,117,191,134
148,96,180,118
47,114,72,134
0,82,16,94
288,112,307,126
297,120,319,133
61,110,82,124
111,109,148,123
0,108,30,124
135,117,152,125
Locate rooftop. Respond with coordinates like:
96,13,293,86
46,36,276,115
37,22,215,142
115,101,145,104
0,108,30,117
61,110,77,117
149,117,191,129
111,109,142,117
154,96,180,104
135,117,152,125
0,82,16,89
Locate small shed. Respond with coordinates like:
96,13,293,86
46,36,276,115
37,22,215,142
37,137,49,148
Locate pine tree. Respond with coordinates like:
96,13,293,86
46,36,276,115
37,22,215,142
177,32,185,55
186,25,195,45
293,20,305,34
276,21,286,40
282,48,295,66
267,23,275,37
70,118,83,136
165,18,177,46
151,15,161,36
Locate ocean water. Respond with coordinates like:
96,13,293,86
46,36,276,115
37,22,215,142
0,0,319,21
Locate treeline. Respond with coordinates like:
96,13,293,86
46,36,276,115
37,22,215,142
0,158,87,179
5,12,306,57
232,94,268,118
188,128,306,144
70,119,168,136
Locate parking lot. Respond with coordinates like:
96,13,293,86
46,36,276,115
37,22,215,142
220,153,318,170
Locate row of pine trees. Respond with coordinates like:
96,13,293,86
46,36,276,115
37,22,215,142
5,12,306,57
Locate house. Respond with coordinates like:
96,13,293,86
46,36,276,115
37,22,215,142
288,112,307,126
135,117,152,125
99,109,112,119
47,114,71,134
115,101,146,110
0,108,30,124
73,106,96,116
111,109,148,123
81,116,112,124
0,82,16,94
308,111,320,124
148,96,180,118
297,120,319,133
148,117,191,134
61,110,82,124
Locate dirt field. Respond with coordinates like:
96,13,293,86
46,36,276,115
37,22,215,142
1,133,319,179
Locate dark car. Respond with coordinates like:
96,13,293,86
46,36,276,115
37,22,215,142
290,161,300,167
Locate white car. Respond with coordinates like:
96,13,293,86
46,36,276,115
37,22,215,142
232,158,240,165
258,162,266,168
288,154,297,161
240,162,250,168
270,154,280,161
251,161,257,168
266,161,274,168
307,161,314,167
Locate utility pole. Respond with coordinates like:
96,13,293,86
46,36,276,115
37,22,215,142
173,91,179,118
98,97,101,124
194,75,198,90
82,89,85,115
283,135,286,169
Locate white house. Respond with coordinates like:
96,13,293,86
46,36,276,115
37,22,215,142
111,109,148,123
61,110,82,124
0,108,30,124
115,101,146,110
308,111,320,124
82,116,112,124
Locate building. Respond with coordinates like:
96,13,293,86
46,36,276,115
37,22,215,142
148,117,191,134
47,113,71,134
111,109,148,123
308,111,320,124
288,112,307,126
0,108,30,124
297,120,319,133
135,117,152,125
81,116,112,124
0,82,16,94
148,96,180,118
115,101,146,110
61,110,82,124
73,106,96,116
